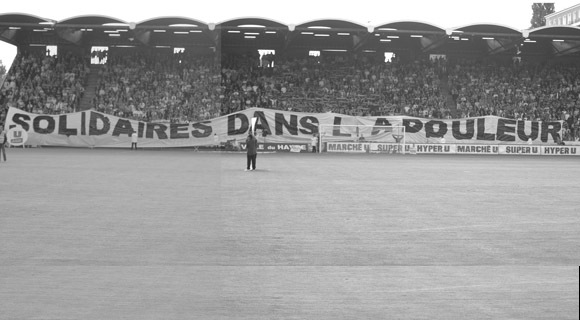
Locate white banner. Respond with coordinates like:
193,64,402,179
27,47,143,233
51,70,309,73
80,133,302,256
369,143,404,154
326,142,369,153
325,141,580,156
498,145,542,155
4,107,565,148
541,146,580,156
455,144,499,154
413,144,456,154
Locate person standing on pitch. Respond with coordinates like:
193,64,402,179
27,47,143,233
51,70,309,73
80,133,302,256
311,133,318,153
245,130,258,171
131,130,138,150
213,133,219,151
0,125,6,162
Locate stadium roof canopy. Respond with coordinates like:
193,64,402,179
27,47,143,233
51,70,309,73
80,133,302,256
524,26,580,57
1,13,580,57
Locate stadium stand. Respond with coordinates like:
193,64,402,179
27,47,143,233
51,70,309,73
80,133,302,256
1,51,88,120
446,58,579,140
0,15,578,140
89,50,220,123
220,52,452,118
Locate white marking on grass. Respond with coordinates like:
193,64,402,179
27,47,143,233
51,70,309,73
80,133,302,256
384,280,578,293
387,220,580,233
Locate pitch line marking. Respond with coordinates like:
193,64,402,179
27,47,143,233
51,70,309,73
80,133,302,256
381,280,578,293
384,220,580,233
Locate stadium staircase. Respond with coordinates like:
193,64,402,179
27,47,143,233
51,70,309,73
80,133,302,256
79,64,102,111
439,72,459,118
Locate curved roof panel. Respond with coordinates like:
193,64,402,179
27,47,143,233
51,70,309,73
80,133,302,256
137,16,208,28
217,17,287,29
374,21,445,32
0,13,54,24
528,25,580,37
452,23,521,34
57,15,128,26
295,19,366,30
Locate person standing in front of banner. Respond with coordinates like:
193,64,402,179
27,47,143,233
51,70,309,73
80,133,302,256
311,133,318,153
213,133,219,151
131,129,138,150
0,124,7,163
245,130,258,171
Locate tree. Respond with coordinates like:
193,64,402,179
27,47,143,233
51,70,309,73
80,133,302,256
0,60,6,84
530,3,555,28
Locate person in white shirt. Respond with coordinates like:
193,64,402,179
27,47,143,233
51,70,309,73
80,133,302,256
311,133,318,153
131,130,138,150
213,133,219,151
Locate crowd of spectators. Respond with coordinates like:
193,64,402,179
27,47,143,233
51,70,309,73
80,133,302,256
1,49,578,141
447,57,579,140
220,52,451,119
90,50,451,122
91,50,221,123
0,51,89,123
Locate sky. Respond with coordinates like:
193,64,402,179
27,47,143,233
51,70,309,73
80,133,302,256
1,0,579,70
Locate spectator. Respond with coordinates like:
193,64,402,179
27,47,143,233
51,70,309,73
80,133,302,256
0,51,88,119
2,47,579,143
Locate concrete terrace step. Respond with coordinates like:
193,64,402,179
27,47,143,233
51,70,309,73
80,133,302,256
79,64,103,111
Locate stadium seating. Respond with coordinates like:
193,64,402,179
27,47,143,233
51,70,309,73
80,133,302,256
220,53,451,119
89,50,220,123
0,51,88,120
1,50,578,141
447,58,579,140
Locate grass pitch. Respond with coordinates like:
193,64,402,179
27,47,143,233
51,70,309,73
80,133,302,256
1,148,578,319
